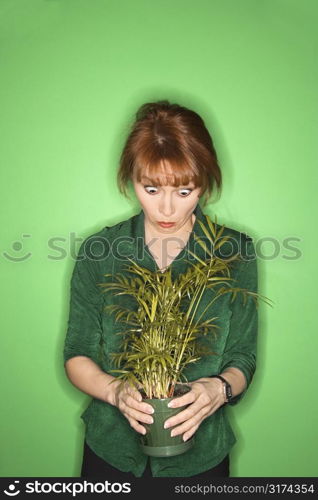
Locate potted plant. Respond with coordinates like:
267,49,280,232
98,215,271,457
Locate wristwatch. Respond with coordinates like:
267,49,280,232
210,375,233,404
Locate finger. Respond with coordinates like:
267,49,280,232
170,409,208,437
122,393,154,415
167,390,196,409
170,401,221,437
165,403,207,433
183,423,200,442
124,386,154,414
165,391,220,431
126,416,147,435
165,394,209,429
125,384,142,402
168,381,210,407
168,382,221,413
121,403,154,425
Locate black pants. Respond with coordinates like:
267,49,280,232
81,440,230,478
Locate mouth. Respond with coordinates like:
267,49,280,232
157,221,176,228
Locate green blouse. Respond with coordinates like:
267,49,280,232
63,203,258,477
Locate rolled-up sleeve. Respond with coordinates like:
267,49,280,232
220,237,258,405
63,238,104,366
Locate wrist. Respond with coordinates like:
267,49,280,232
209,375,232,404
204,377,226,404
102,374,121,406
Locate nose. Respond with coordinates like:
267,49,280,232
159,193,175,218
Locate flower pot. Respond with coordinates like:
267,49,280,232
140,384,195,457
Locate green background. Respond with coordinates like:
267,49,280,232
1,0,317,477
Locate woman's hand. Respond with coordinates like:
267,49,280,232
110,381,155,435
163,377,226,442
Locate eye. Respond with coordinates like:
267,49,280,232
143,185,193,196
178,189,193,197
144,186,158,195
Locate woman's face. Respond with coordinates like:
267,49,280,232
132,168,201,235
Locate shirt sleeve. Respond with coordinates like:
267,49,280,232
63,237,104,366
220,237,259,405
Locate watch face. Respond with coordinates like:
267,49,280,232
225,384,232,400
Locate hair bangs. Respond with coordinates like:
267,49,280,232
135,156,202,188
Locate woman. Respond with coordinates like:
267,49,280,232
63,100,258,478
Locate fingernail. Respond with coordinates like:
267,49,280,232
148,417,153,424
170,430,176,437
167,402,174,408
164,422,170,429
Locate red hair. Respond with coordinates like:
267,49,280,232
117,100,222,205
